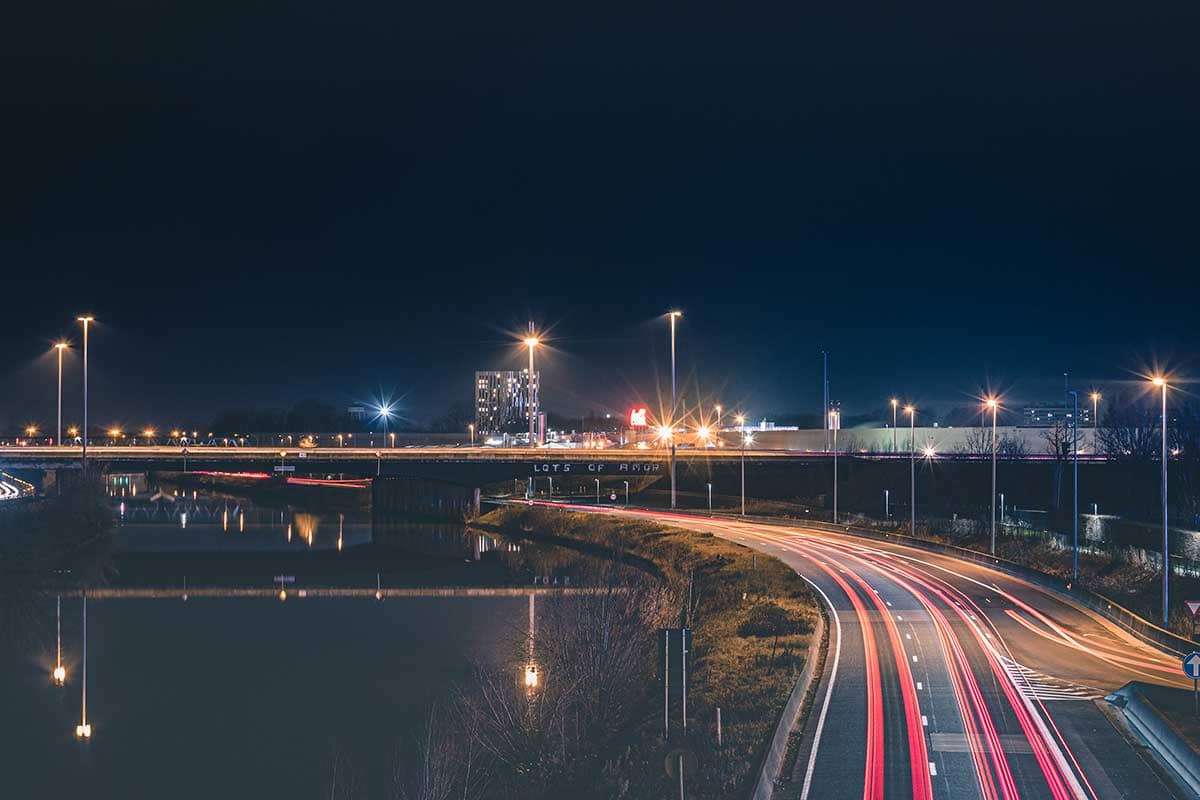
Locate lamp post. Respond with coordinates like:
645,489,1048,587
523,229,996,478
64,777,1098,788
77,316,94,470
595,477,600,505
54,342,68,445
468,423,475,447
623,480,629,506
1068,390,1079,586
667,311,682,509
524,328,539,448
714,404,722,432
1153,376,1169,626
736,414,747,516
890,398,898,453
829,407,840,523
986,398,998,556
707,482,712,512
906,406,916,535
390,432,396,449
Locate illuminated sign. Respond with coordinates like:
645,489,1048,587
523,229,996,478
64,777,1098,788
629,407,649,428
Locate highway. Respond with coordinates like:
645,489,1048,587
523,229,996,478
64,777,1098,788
530,502,1188,800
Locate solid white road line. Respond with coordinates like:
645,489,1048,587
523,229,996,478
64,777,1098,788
799,572,844,800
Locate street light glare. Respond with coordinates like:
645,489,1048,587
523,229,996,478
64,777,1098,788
523,336,539,347
904,405,915,414
1152,376,1165,387
985,398,998,409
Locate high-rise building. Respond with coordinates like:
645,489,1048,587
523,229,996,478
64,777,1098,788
475,370,539,434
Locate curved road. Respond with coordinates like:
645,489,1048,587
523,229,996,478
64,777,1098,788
534,502,1189,800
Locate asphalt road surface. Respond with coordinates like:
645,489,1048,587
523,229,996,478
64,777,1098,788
530,501,1189,800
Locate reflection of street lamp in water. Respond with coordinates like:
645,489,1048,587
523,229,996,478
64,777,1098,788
53,594,66,685
75,592,91,738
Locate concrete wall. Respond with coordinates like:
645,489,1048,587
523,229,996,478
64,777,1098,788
372,476,481,520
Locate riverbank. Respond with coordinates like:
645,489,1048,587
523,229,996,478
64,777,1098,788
478,505,820,799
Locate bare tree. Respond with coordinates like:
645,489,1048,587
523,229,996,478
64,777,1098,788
1097,396,1160,462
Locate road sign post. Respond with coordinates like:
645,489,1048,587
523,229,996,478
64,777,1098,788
1183,652,1200,714
1186,600,1200,640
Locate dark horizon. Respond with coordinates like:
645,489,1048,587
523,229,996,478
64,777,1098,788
3,1,1197,429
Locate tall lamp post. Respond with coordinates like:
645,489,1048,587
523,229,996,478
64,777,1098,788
1068,390,1079,586
986,397,998,555
1153,376,1169,626
890,398,898,453
667,311,682,509
905,405,916,535
736,414,747,516
1090,391,1101,454
524,328,540,449
829,407,840,523
54,342,68,445
468,423,475,447
77,316,94,470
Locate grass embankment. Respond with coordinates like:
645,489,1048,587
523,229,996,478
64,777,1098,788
696,493,1200,640
479,505,820,799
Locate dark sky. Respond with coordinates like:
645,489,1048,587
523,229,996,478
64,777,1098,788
3,1,1197,431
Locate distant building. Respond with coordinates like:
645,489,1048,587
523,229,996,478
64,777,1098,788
475,370,539,433
1021,403,1093,427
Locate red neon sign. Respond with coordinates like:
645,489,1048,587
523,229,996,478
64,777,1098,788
629,407,649,428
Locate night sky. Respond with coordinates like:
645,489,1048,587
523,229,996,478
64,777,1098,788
3,2,1198,430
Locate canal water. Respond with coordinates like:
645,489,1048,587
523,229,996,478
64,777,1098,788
0,474,611,799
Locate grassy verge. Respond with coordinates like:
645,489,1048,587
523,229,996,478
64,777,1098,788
695,494,1200,640
478,505,821,799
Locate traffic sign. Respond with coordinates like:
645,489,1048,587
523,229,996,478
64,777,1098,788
1183,652,1200,680
273,465,295,472
1186,600,1200,617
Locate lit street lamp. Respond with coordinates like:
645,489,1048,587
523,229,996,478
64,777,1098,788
667,310,682,509
524,327,539,448
906,405,916,535
468,423,475,446
986,397,998,555
736,414,748,516
829,407,841,523
77,316,94,470
1068,390,1079,586
1091,391,1100,432
1153,376,1169,626
54,342,68,445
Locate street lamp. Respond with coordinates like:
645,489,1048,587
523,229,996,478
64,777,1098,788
736,414,748,516
1153,376,1169,626
390,431,396,449
468,423,475,446
54,342,68,445
623,480,630,506
905,406,916,535
595,477,600,505
77,316,94,470
1068,390,1079,586
986,397,998,555
829,407,841,523
1090,392,1100,432
667,310,682,509
524,329,540,448
714,404,722,432
890,398,898,452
